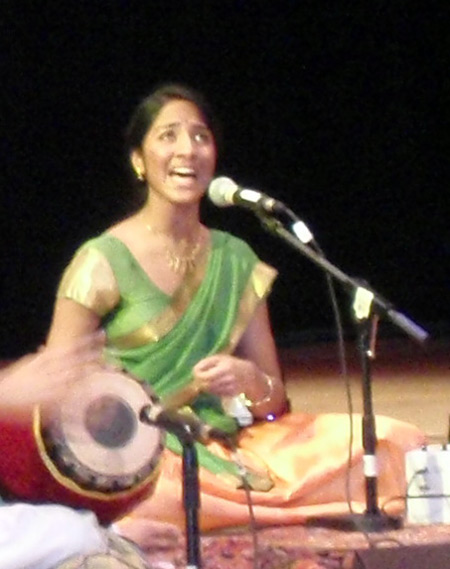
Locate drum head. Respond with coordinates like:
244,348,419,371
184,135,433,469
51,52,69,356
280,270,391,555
41,368,165,491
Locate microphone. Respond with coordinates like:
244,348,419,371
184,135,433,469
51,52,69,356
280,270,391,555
140,402,235,448
208,176,315,244
208,176,287,215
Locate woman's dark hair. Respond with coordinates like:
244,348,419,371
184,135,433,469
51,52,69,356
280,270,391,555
124,83,222,155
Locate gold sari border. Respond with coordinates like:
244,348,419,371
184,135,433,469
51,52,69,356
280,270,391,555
109,242,211,350
227,261,278,353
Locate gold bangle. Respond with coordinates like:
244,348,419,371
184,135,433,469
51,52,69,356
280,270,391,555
247,373,274,408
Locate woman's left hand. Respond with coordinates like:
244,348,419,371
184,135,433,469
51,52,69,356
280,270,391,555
193,354,256,397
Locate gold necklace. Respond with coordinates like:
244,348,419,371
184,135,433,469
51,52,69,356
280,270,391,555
144,223,203,275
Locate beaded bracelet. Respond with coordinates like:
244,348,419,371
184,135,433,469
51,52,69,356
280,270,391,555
246,373,274,408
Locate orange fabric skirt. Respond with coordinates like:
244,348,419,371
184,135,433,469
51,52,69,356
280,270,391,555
116,412,425,531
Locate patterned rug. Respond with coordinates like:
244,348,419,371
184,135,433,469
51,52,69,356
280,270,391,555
145,523,450,569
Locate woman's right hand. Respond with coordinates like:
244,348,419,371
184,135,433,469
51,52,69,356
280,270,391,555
193,353,257,398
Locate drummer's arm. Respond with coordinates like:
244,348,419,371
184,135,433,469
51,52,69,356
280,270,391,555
0,332,104,419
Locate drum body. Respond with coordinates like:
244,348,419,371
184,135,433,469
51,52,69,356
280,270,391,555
0,369,165,524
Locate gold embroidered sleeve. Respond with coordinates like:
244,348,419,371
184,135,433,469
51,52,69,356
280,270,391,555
57,247,120,317
252,261,278,299
227,261,278,353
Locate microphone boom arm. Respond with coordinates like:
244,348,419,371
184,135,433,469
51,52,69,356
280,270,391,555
257,214,429,343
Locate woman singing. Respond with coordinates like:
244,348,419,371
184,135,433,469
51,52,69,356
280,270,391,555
46,83,425,535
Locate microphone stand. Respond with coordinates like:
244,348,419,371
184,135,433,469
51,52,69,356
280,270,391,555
182,436,202,569
257,214,429,532
140,407,237,564
154,421,202,568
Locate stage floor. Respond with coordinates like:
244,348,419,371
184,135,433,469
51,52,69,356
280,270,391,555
282,335,450,442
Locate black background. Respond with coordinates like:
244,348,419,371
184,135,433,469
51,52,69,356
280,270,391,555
1,1,448,357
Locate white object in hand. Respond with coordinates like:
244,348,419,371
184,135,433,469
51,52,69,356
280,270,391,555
223,394,254,427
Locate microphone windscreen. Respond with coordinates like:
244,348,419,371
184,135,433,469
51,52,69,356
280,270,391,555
207,176,238,207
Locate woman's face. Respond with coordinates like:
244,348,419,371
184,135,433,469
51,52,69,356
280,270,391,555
132,99,217,206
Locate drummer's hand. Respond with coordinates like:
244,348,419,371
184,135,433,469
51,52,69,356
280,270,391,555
193,354,257,397
0,330,105,419
114,518,183,553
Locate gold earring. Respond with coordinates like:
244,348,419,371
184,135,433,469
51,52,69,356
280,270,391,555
135,169,145,182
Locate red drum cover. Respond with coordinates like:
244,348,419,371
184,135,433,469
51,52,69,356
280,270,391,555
0,369,165,524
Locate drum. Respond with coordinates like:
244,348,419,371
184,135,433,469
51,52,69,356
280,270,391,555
0,368,165,524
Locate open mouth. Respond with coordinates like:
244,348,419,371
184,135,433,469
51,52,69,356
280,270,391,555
170,167,197,180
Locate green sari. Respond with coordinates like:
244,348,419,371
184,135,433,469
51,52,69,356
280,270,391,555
58,230,277,478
